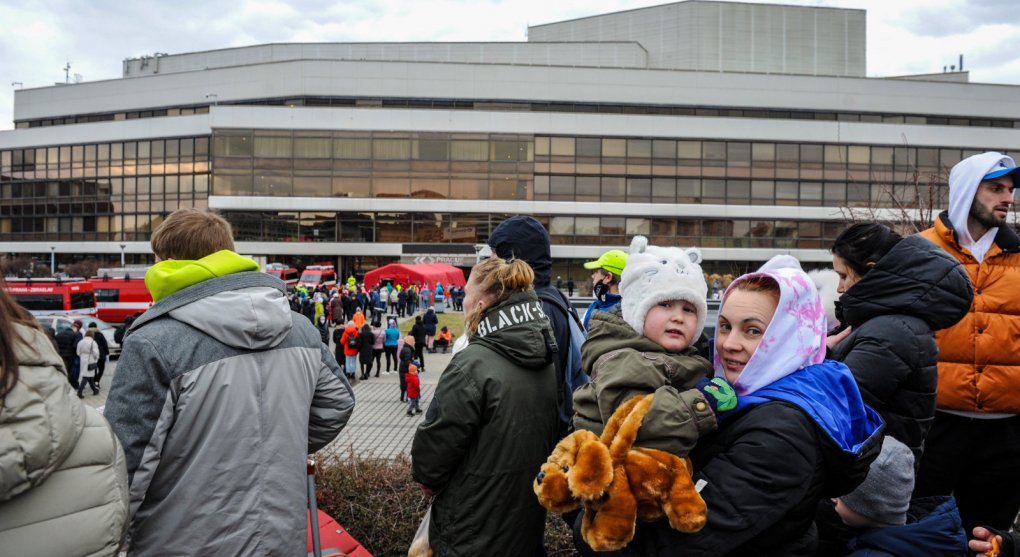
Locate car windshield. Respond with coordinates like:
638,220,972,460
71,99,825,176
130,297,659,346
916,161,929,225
300,272,321,282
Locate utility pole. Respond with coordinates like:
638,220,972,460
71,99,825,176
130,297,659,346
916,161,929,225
63,61,71,84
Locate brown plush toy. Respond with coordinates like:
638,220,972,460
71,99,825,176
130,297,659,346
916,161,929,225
534,394,707,551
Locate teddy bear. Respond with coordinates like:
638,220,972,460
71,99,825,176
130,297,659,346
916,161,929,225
533,394,707,551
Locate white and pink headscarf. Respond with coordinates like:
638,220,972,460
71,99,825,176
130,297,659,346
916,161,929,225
714,267,828,396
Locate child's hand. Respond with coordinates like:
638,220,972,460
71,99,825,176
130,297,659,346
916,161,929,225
970,527,1011,557
696,377,738,415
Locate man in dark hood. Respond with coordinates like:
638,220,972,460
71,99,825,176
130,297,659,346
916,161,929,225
488,216,571,404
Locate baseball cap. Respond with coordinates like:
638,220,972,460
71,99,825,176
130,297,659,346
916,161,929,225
983,158,1020,181
583,249,628,276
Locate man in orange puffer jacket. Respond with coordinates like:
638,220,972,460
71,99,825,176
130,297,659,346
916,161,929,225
915,151,1020,538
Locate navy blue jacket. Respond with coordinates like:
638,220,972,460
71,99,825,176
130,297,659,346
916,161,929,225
847,497,967,557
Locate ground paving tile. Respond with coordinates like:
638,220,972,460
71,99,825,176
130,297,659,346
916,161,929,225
86,309,459,462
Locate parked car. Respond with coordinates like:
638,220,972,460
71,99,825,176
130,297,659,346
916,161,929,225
35,314,121,357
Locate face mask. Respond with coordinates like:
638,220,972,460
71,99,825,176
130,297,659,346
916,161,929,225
593,280,609,302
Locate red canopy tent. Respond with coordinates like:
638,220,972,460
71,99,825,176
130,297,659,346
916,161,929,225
362,263,466,290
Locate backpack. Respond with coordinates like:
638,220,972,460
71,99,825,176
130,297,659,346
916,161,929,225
536,288,590,432
346,333,359,349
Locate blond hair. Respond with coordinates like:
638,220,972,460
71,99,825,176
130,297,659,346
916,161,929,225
465,257,535,336
151,208,235,261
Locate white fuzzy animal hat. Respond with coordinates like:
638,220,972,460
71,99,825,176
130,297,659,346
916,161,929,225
620,236,708,339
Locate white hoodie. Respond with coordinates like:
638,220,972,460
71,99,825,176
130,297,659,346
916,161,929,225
947,151,1017,263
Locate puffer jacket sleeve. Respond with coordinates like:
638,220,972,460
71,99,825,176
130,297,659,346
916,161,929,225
834,318,920,414
0,330,84,502
308,342,355,453
410,357,482,490
574,348,716,455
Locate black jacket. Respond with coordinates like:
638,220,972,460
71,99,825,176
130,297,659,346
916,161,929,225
488,216,571,396
54,328,78,361
410,321,426,345
412,290,559,556
578,401,880,557
91,329,110,359
358,327,374,364
831,235,972,463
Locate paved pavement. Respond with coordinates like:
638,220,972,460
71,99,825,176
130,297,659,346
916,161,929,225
84,311,460,461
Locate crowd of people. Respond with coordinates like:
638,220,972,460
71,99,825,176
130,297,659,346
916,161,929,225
1,150,1018,557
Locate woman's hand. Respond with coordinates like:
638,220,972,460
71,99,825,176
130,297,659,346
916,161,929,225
825,326,852,351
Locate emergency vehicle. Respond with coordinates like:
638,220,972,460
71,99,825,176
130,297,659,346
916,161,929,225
264,263,300,288
5,278,97,316
298,265,337,289
88,267,154,323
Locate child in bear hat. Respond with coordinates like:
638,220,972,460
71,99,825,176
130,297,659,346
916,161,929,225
833,436,968,556
571,235,738,458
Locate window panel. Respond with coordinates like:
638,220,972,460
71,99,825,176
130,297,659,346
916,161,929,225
334,138,371,159
214,134,253,157
415,139,450,161
373,139,410,160
294,137,332,158
451,140,488,161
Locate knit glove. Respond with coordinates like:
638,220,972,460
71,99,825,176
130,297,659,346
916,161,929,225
696,377,738,415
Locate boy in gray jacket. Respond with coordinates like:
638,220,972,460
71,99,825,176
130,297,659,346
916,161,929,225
105,209,354,557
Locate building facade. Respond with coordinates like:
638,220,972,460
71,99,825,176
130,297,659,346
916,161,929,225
2,1,1019,278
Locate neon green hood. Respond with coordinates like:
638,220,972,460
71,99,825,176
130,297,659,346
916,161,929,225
145,250,260,302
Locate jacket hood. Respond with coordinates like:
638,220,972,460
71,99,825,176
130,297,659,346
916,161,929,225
715,266,827,396
130,272,293,350
2,324,86,501
145,250,260,302
850,496,967,557
471,289,554,369
582,307,702,376
840,235,973,330
947,152,1015,259
487,216,553,287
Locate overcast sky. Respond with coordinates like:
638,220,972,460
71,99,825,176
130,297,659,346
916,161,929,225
1,0,1018,131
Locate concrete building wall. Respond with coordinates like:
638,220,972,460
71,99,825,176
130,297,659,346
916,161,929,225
528,0,866,77
12,59,1019,124
121,42,650,77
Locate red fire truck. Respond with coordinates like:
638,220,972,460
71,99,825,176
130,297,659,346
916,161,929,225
298,265,337,290
264,263,300,289
88,268,154,324
5,278,97,316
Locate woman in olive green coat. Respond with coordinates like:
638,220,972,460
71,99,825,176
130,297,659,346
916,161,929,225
411,257,560,557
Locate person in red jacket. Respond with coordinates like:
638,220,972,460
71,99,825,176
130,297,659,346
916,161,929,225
338,323,359,380
405,362,422,416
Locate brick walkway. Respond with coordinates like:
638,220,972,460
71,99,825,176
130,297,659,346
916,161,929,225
86,311,459,461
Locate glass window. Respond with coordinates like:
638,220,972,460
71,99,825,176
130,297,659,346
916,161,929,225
575,217,599,237
374,177,410,197
801,182,823,203
333,138,371,159
752,143,775,161
549,216,574,236
677,179,700,203
293,176,330,196
601,217,625,237
451,140,488,161
627,139,651,158
254,173,292,196
373,139,410,160
451,178,487,199
677,141,701,159
776,181,798,203
824,182,846,205
575,177,600,202
601,177,625,202
848,146,870,165
652,140,676,160
627,178,651,202
332,176,370,197
727,180,750,203
626,218,650,236
550,176,574,201
253,135,291,157
214,134,252,157
727,142,751,166
492,140,527,161
415,139,450,161
872,147,894,166
801,144,823,163
652,178,675,203
550,137,576,157
534,137,550,156
602,139,626,157
703,142,726,162
576,137,601,157
294,137,332,158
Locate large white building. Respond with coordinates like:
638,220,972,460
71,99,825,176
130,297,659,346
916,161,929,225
2,0,1018,278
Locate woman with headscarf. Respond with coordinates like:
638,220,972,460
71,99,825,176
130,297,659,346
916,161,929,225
575,265,884,556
